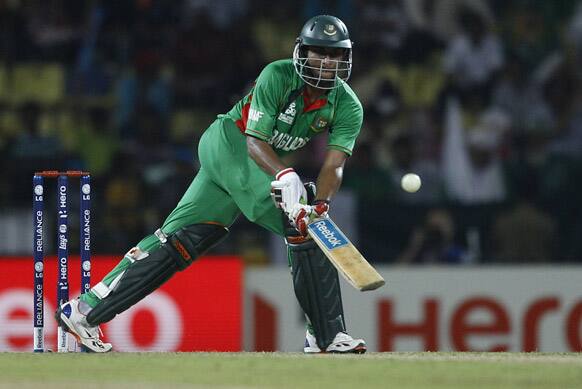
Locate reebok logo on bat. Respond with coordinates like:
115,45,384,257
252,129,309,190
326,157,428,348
311,220,348,249
316,223,341,246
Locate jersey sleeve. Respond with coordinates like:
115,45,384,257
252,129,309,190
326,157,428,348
327,92,363,156
244,63,286,141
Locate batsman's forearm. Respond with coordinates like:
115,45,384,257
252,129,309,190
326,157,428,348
315,164,343,202
315,149,347,202
246,136,287,176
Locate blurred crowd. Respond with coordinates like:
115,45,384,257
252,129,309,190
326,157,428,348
1,0,581,264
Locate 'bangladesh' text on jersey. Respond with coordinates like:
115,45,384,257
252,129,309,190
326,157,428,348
221,59,363,157
268,129,309,151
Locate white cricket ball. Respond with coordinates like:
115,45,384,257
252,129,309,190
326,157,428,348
401,173,421,193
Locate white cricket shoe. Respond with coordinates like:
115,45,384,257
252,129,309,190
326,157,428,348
56,298,112,353
304,330,367,354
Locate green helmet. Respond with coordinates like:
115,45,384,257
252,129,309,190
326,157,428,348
293,15,353,89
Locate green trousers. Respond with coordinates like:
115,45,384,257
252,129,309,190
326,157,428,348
81,118,285,308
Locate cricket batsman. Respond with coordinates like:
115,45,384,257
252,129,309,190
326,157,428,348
57,15,367,354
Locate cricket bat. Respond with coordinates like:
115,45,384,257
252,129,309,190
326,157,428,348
307,217,385,291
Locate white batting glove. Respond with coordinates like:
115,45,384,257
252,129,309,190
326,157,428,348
289,200,330,236
270,168,307,215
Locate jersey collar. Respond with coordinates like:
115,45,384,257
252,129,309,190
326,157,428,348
302,86,337,113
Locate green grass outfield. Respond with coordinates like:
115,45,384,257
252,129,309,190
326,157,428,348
1,352,581,389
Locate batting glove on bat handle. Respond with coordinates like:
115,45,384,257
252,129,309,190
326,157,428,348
291,200,330,236
270,168,307,214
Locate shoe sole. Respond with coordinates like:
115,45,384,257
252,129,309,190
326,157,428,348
304,343,367,354
327,344,367,354
54,305,112,353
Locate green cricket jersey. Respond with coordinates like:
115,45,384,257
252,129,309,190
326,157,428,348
80,59,365,309
157,59,365,236
222,59,363,156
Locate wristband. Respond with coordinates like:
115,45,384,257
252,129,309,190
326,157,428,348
275,168,295,180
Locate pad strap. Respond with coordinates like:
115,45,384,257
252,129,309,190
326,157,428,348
91,282,110,300
86,223,228,326
156,224,227,270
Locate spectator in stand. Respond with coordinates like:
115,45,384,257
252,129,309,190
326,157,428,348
0,103,10,204
441,99,510,204
384,129,443,205
251,2,297,64
74,106,119,179
491,174,556,263
500,4,556,74
342,141,393,203
491,53,554,134
421,0,494,42
396,208,466,264
115,49,172,140
180,0,248,30
25,1,85,63
535,2,582,159
0,1,36,62
7,101,67,206
356,0,410,62
173,5,253,110
545,82,582,160
98,151,146,254
442,7,503,101
10,102,63,160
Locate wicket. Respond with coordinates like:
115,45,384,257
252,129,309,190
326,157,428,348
33,170,91,352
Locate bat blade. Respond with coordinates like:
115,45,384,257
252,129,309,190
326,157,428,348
307,217,385,291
